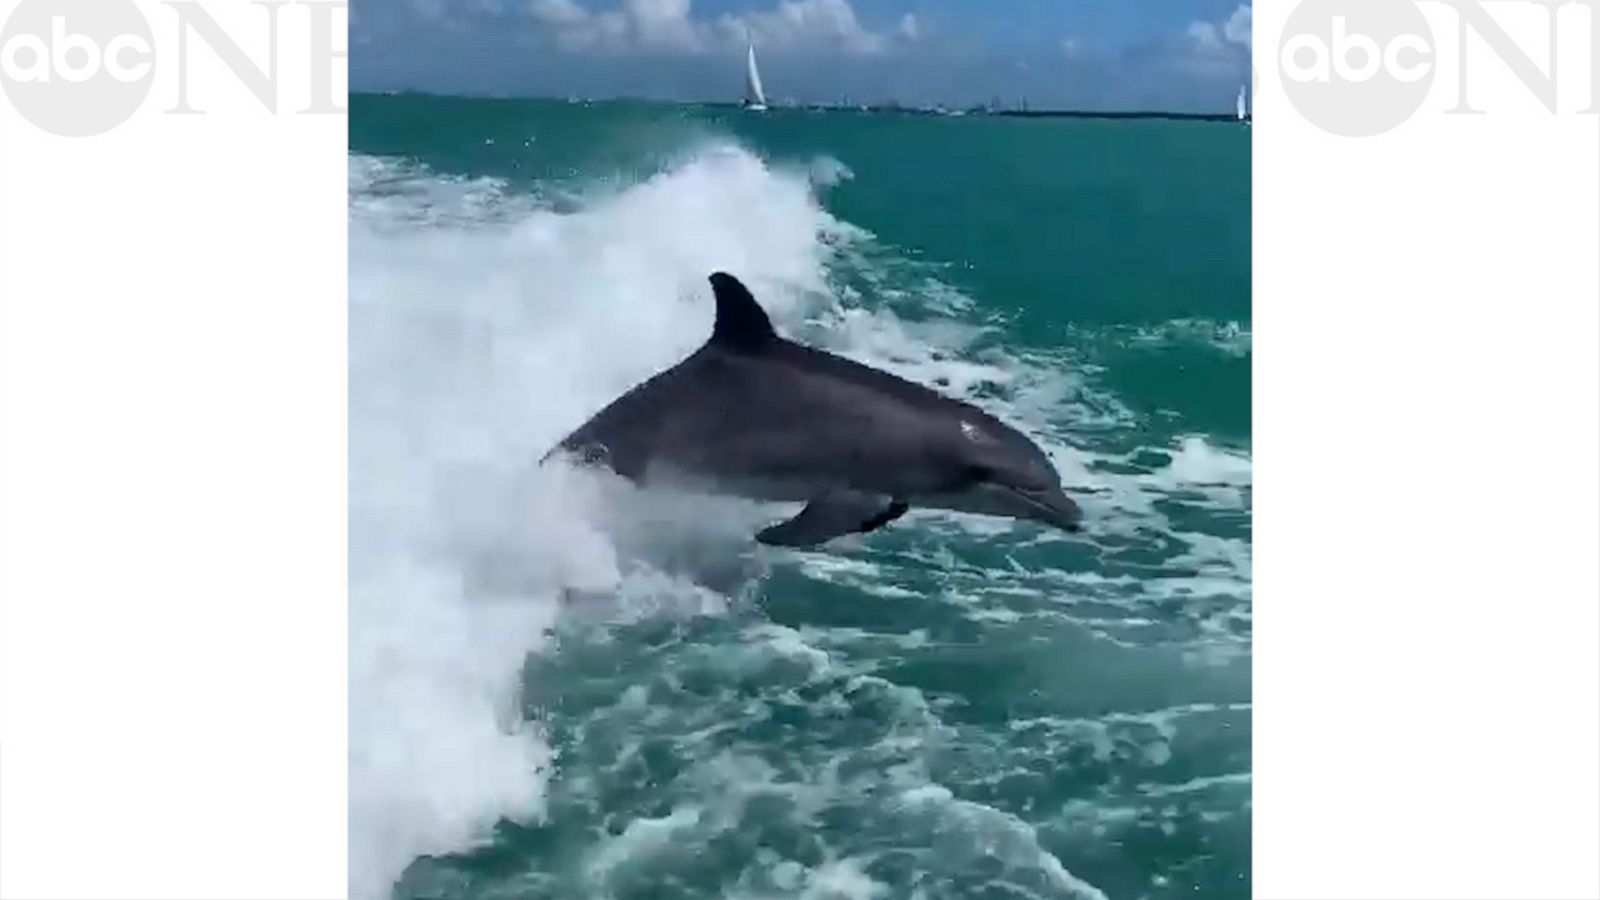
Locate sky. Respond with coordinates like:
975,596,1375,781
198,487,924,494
350,0,1253,112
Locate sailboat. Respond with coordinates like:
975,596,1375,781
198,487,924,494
743,40,768,111
1236,84,1250,125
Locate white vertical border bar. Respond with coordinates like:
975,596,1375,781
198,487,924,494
0,0,1597,898
1255,1,1600,898
0,1,349,897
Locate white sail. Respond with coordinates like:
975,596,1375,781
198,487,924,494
744,42,768,110
1236,84,1248,121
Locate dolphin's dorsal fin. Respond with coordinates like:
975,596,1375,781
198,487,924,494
709,272,777,351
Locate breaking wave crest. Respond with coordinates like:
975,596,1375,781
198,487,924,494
349,140,1249,899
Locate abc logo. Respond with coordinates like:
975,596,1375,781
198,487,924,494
0,0,155,137
3,17,153,84
1279,0,1436,136
1283,17,1433,84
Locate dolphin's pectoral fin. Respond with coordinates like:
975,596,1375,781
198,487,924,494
756,491,909,547
858,499,911,534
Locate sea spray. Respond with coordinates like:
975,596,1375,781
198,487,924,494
348,143,871,899
349,106,1251,899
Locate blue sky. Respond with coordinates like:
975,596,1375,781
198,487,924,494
350,0,1252,112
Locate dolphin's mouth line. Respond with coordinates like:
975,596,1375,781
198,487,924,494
1009,486,1083,532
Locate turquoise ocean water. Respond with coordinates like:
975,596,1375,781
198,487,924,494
349,95,1251,900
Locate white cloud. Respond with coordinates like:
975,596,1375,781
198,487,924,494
412,0,505,29
1222,4,1252,49
413,0,450,22
529,0,671,51
1186,21,1224,53
1171,3,1249,80
628,0,703,51
897,12,920,42
415,0,504,21
528,0,914,56
529,0,588,26
1187,3,1250,55
720,0,889,54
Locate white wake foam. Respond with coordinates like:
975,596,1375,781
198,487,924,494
348,143,885,899
348,139,1242,899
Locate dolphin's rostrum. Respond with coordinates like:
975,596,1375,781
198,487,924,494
544,272,1082,547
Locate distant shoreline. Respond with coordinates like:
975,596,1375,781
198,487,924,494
705,103,1244,122
993,110,1242,122
352,92,1247,122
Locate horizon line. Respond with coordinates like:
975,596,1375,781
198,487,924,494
349,90,1249,121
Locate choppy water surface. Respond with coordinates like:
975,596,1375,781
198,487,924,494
349,95,1251,900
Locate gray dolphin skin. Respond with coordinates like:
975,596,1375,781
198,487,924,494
544,272,1083,547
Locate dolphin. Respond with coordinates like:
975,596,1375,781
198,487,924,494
543,272,1082,547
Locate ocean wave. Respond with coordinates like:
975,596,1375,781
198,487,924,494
350,141,886,899
350,137,1249,899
